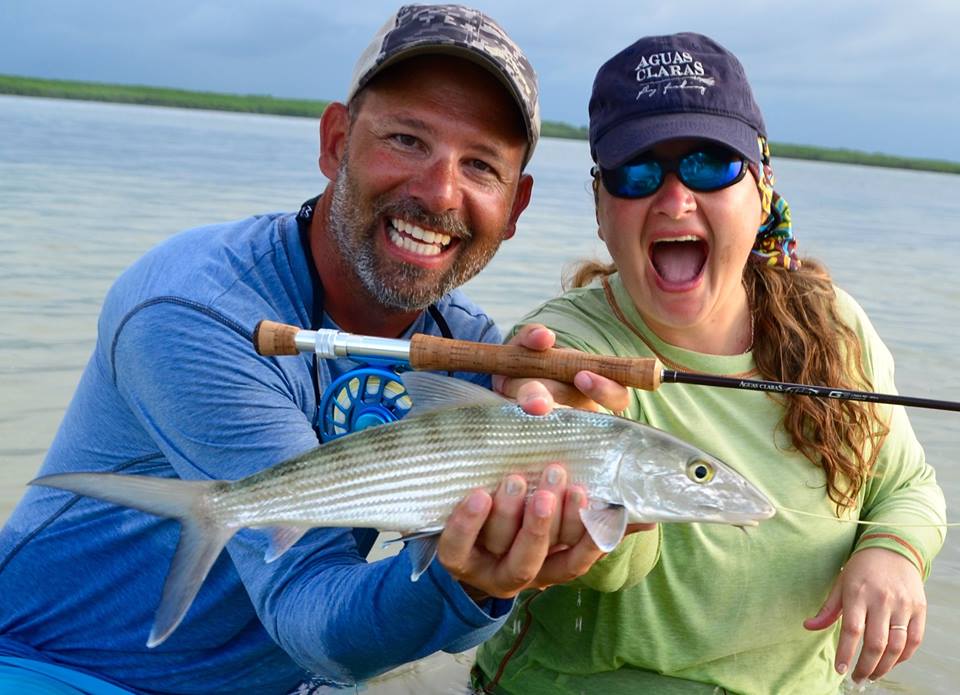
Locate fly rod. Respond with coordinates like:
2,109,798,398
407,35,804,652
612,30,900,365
253,320,960,413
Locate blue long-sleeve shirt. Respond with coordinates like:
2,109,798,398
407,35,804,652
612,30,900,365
0,208,510,694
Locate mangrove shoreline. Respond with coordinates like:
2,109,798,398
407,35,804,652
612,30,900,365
3,74,957,175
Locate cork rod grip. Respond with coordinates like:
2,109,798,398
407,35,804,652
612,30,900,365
410,334,663,391
253,320,301,356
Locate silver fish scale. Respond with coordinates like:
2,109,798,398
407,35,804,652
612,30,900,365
208,406,630,532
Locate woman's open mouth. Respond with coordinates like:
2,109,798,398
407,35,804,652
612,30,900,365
650,236,708,290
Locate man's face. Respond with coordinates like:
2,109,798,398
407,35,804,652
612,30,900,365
326,56,532,312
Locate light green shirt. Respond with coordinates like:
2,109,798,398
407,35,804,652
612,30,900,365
476,274,945,695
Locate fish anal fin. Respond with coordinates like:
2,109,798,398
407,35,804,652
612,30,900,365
147,520,236,648
580,503,628,552
264,526,310,563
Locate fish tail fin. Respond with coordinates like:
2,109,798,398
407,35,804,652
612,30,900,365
31,472,237,647
31,472,213,520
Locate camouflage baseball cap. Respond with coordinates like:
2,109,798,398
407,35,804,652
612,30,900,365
348,4,540,165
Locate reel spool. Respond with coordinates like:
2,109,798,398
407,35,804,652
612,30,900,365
319,367,412,442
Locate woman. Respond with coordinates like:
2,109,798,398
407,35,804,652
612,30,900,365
473,32,946,694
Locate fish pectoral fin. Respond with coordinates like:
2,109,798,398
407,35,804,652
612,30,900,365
264,526,310,563
148,519,237,648
403,533,441,582
579,503,628,552
401,372,508,417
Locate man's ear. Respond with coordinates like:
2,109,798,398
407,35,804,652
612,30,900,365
319,102,349,179
501,173,534,241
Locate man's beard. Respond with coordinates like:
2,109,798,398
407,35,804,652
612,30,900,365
327,155,505,312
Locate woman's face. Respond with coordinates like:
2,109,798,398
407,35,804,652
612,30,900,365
596,138,764,352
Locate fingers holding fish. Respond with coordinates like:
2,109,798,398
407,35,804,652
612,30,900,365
437,489,495,590
514,379,556,416
481,465,569,556
480,474,528,555
502,376,587,412
494,485,563,590
556,485,589,549
438,466,576,599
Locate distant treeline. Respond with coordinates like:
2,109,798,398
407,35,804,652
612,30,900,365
3,74,957,174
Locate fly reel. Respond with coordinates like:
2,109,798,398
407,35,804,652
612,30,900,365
319,367,412,442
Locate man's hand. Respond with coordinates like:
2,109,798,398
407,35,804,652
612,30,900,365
494,323,631,413
437,465,606,599
803,547,927,684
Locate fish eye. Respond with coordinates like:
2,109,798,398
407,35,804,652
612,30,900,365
686,460,715,484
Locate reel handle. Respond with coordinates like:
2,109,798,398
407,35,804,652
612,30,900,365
253,320,301,356
410,334,662,391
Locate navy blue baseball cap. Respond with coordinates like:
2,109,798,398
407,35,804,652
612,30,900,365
589,33,766,168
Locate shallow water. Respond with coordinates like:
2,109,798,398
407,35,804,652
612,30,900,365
1,95,958,693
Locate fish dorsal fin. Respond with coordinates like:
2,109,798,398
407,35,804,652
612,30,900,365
264,526,310,563
579,502,628,552
400,372,508,417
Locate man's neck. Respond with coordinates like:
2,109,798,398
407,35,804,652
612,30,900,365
308,188,421,338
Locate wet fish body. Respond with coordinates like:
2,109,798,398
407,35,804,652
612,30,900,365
33,372,774,647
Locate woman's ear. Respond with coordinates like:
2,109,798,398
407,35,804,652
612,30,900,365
592,176,602,232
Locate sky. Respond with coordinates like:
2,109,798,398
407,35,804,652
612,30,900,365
3,0,959,162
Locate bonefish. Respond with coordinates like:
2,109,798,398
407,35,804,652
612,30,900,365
32,372,775,647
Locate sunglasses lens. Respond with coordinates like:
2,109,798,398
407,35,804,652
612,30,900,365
679,148,744,191
603,159,662,198
599,146,745,199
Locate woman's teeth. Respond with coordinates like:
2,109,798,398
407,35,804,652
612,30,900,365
658,234,700,243
389,219,452,256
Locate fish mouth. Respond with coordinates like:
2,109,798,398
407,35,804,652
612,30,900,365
671,498,776,526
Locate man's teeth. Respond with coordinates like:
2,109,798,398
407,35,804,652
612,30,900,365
388,219,453,257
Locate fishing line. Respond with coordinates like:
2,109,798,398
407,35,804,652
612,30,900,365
776,505,959,528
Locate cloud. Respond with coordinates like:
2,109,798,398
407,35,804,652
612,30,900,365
2,0,958,160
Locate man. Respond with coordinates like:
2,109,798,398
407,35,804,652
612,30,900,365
0,5,605,693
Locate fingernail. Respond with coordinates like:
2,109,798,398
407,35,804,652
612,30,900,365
569,490,581,507
836,663,847,675
506,478,523,496
574,372,593,390
533,494,554,518
546,466,561,486
536,327,555,341
467,492,487,513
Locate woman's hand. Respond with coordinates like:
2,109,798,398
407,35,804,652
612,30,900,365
803,547,927,684
494,323,631,413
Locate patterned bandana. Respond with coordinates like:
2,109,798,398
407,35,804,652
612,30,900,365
749,137,800,270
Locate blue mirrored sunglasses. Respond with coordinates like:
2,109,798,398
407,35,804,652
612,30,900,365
594,145,747,199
